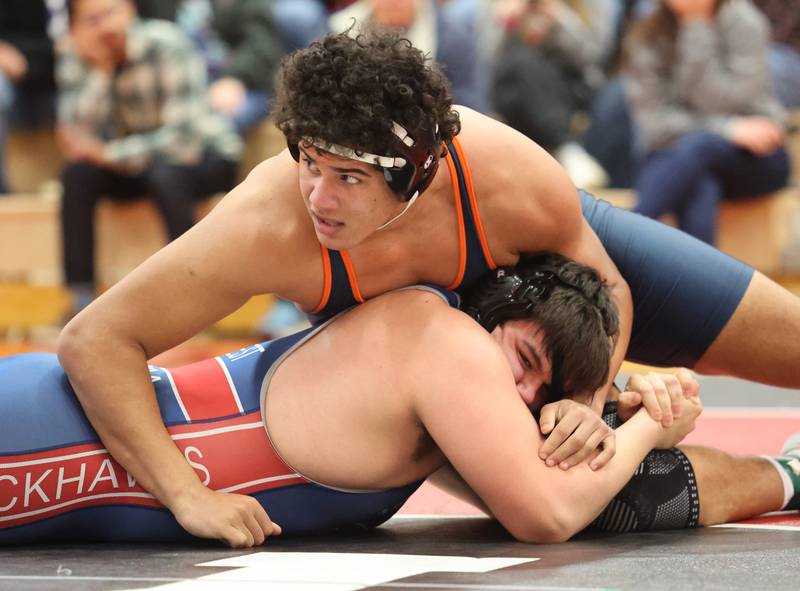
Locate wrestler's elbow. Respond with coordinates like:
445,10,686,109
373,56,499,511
502,504,577,544
57,312,126,383
58,315,100,380
506,519,574,545
58,315,88,366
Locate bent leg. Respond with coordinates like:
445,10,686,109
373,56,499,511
591,402,790,532
583,191,800,387
674,175,722,244
634,132,728,221
61,164,145,287
694,271,800,388
581,191,753,368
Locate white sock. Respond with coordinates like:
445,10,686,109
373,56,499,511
762,455,795,510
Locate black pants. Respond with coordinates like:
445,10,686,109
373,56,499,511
61,156,237,286
492,37,591,150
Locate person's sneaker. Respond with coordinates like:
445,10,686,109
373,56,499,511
781,433,800,461
555,142,609,190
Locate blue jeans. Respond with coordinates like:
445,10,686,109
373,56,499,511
768,43,800,108
583,77,641,189
634,131,791,244
0,72,56,193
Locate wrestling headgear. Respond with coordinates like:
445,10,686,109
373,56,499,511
462,266,566,333
288,121,442,203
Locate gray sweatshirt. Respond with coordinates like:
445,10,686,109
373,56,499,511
625,0,787,152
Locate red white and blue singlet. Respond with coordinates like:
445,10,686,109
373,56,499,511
0,286,459,544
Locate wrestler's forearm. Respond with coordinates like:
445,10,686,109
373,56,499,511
534,411,660,540
58,336,205,510
595,279,633,412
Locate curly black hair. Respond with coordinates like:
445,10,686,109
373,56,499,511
272,29,461,156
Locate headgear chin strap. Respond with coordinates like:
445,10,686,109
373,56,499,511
375,191,420,231
288,121,442,202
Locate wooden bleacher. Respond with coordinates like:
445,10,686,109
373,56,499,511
2,115,799,331
0,121,285,332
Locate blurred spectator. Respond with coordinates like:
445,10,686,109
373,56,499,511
752,0,800,108
329,0,489,112
626,0,790,245
57,0,241,315
135,0,180,21
177,0,283,135
582,0,650,188
0,1,56,194
491,0,619,189
274,0,330,53
178,0,304,337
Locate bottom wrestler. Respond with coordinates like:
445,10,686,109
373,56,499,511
1,255,797,545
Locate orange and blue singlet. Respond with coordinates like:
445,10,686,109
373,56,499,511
307,137,753,369
307,138,497,325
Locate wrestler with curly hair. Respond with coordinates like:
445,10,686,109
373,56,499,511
57,29,800,546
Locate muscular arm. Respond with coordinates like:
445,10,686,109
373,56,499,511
465,113,632,412
413,316,688,543
57,155,305,545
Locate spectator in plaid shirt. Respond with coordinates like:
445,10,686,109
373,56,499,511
57,0,242,316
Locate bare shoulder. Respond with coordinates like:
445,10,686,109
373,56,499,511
353,288,494,354
452,107,583,256
85,148,318,319
210,149,302,223
187,149,318,293
368,288,507,380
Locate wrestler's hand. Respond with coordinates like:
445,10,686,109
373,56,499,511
652,393,702,449
617,369,699,427
538,399,615,471
170,486,281,548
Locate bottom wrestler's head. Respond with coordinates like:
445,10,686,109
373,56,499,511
462,252,620,409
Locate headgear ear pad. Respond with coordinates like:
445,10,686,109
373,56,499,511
462,266,562,334
381,125,442,201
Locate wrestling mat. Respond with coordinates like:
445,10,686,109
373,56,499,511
2,374,799,591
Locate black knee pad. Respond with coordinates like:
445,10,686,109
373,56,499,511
591,402,700,533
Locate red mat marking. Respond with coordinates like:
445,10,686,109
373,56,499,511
682,411,800,455
400,411,800,516
737,513,800,527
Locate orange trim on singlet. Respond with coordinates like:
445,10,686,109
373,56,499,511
444,147,468,290
450,137,497,270
340,250,365,303
310,244,333,314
